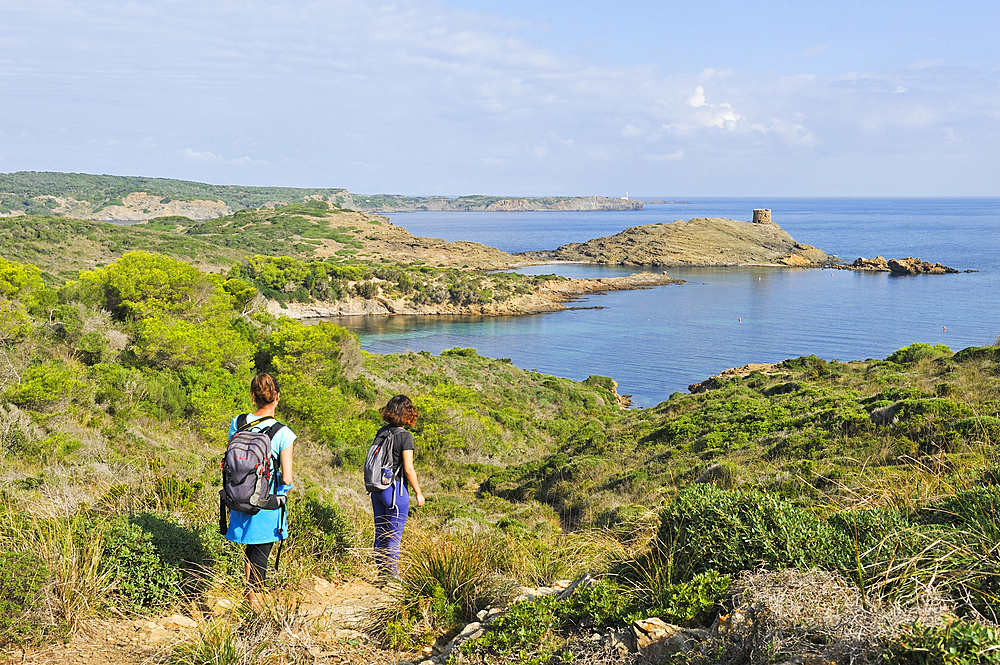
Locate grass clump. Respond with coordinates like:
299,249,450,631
170,617,277,665
366,533,510,647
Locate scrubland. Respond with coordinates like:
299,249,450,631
2,208,1000,664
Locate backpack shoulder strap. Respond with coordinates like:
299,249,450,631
236,415,271,433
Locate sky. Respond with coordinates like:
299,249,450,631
1,0,998,197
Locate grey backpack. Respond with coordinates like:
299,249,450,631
364,426,400,494
220,415,287,516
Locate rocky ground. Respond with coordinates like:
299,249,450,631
6,577,397,665
520,217,834,267
314,218,520,271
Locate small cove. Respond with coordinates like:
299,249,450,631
326,198,1000,407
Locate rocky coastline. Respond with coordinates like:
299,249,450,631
268,271,684,320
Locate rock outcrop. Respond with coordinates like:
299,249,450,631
520,217,833,268
842,256,961,274
888,257,959,275
91,193,232,222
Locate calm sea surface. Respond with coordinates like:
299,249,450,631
329,198,1000,407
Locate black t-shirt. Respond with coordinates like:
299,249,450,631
381,425,415,480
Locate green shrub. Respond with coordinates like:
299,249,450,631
886,343,952,365
100,513,209,611
6,359,83,409
885,621,1000,665
617,570,732,627
0,551,65,646
954,416,1000,441
953,346,1000,364
441,347,478,358
289,498,354,572
649,485,849,583
462,574,730,664
461,595,563,664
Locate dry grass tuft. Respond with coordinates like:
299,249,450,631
726,568,956,664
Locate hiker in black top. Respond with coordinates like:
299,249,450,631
370,395,424,581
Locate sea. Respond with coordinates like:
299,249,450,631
326,198,1000,408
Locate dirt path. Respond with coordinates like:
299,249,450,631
4,577,413,665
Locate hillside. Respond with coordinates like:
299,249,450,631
0,171,642,220
2,246,999,662
522,215,835,267
2,248,999,663
0,203,688,319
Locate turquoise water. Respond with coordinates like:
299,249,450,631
329,198,1000,407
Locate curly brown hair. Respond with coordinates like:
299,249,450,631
380,394,419,428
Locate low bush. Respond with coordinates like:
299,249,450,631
886,343,952,365
100,513,210,612
288,497,355,574
0,551,65,647
462,574,730,664
885,621,1000,665
648,485,850,583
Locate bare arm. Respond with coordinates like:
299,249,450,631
402,449,424,506
279,444,293,486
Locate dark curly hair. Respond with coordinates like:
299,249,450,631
380,394,418,428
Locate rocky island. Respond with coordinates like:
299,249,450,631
520,209,834,267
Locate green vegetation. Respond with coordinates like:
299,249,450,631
0,201,375,276
0,171,354,212
3,243,1000,660
885,621,1000,665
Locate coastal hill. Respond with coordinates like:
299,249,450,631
0,171,642,220
346,193,644,213
522,215,834,267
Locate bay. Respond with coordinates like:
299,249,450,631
329,198,1000,407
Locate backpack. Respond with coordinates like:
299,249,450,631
364,426,401,494
220,415,287,517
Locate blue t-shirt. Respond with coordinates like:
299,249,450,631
225,414,296,545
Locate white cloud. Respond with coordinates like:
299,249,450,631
182,148,265,165
1,0,998,194
688,86,707,107
791,44,831,57
642,150,684,161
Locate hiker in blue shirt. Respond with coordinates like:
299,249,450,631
225,373,295,611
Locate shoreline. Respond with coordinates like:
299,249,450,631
268,271,685,320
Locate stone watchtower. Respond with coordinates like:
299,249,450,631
752,209,772,224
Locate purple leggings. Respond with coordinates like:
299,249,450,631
372,481,409,576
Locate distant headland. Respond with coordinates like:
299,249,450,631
0,171,661,220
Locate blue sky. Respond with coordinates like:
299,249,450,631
1,0,997,197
